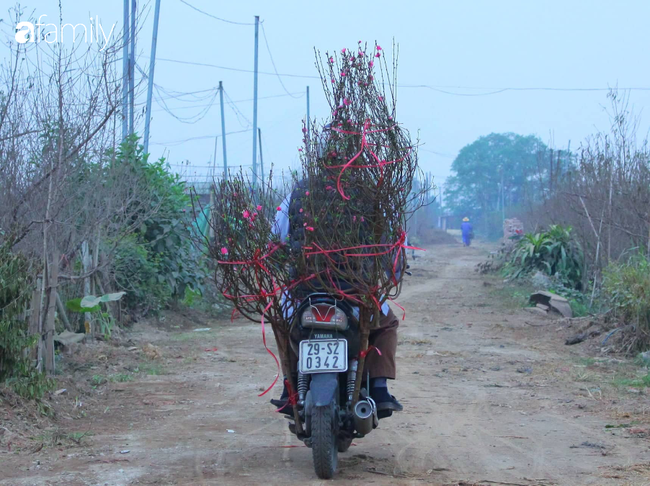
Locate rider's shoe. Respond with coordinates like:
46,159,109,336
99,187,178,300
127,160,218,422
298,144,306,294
377,409,393,419
270,399,294,416
270,384,293,415
370,386,403,412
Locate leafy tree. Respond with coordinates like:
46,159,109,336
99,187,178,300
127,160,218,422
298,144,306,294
445,133,547,236
111,136,206,316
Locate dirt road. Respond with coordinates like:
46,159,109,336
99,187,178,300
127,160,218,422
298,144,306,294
2,244,649,485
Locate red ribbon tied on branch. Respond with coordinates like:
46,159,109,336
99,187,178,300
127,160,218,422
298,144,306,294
359,345,382,359
330,120,412,200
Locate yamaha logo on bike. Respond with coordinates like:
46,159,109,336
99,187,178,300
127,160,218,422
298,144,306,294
313,333,333,339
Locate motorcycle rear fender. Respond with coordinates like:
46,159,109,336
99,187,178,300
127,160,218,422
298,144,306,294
309,372,339,407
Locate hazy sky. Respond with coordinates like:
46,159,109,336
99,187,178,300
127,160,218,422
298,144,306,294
4,0,650,189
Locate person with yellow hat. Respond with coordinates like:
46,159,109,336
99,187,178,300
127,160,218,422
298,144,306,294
461,217,473,246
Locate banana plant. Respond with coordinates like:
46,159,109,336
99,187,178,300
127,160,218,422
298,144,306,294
65,292,125,338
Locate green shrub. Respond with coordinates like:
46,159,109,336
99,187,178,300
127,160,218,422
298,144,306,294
603,254,650,350
113,235,171,315
504,225,583,289
0,241,53,399
110,136,206,316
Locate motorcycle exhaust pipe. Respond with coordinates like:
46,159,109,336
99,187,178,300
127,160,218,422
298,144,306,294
353,399,378,435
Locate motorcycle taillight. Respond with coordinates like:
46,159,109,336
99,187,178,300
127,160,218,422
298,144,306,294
301,304,348,330
312,304,335,322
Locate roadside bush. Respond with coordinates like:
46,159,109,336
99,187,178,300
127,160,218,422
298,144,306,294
603,254,650,351
504,225,583,289
113,235,171,316
0,240,52,399
111,137,206,316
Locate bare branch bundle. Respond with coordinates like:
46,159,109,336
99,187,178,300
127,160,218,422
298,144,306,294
205,172,292,329
207,43,425,332
293,43,420,315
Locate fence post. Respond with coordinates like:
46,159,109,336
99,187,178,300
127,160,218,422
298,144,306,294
43,251,58,374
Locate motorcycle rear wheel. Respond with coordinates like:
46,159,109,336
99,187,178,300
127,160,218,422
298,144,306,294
311,404,338,479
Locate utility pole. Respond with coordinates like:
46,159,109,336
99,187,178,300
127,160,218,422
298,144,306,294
219,81,228,180
501,168,505,222
258,128,264,182
212,136,218,181
129,0,136,135
251,15,260,186
209,136,218,239
306,85,310,139
121,0,129,140
143,0,161,154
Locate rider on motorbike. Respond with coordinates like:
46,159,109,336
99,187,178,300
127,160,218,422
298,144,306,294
271,181,404,416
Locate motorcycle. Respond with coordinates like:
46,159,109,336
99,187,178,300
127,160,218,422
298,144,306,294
284,292,383,479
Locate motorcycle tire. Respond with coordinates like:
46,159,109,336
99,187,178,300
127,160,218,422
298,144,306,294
311,404,338,479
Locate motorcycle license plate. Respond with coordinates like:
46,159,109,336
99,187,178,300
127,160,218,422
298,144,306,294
299,339,348,374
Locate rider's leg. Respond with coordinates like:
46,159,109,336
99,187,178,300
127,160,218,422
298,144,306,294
366,308,403,412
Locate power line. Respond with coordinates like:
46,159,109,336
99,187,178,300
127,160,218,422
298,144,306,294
153,83,219,101
419,147,455,158
156,58,650,94
153,83,219,123
178,0,256,25
223,89,252,128
150,91,304,113
151,128,252,146
260,22,302,99
401,85,650,96
158,57,320,79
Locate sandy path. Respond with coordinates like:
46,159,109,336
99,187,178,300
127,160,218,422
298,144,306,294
2,244,648,485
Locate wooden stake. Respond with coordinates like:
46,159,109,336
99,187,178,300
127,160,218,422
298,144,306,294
44,251,59,374
28,279,42,361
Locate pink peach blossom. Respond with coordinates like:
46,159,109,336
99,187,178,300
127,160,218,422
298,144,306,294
220,247,228,255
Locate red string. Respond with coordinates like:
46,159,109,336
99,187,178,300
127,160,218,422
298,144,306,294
389,298,406,320
329,121,413,199
275,378,299,413
359,345,382,359
258,301,280,397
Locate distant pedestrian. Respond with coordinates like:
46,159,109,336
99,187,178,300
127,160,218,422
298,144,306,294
461,217,473,247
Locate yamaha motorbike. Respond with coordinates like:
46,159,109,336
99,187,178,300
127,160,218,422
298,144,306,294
285,293,382,479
